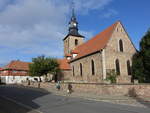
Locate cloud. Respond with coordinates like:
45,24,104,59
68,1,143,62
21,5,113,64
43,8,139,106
0,0,11,11
0,0,68,57
101,9,118,18
75,0,112,14
0,0,113,63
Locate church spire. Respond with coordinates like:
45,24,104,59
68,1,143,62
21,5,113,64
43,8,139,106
70,1,76,21
68,2,83,37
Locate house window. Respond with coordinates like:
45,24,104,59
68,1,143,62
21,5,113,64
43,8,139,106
72,66,75,76
75,39,78,46
127,60,132,75
115,59,120,75
119,39,123,52
91,60,95,75
80,63,82,76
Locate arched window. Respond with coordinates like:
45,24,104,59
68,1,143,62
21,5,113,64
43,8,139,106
75,39,78,46
117,28,119,32
80,63,82,76
127,60,132,75
119,39,123,52
91,60,95,75
115,59,120,75
72,66,75,76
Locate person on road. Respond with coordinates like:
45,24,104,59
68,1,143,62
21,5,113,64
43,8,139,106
56,81,60,91
67,83,72,94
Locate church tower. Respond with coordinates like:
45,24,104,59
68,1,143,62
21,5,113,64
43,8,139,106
63,6,84,56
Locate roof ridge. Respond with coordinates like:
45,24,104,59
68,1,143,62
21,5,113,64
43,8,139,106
74,21,118,51
71,21,119,60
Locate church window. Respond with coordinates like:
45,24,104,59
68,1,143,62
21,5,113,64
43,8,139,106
91,60,95,75
127,60,132,75
75,39,78,46
115,59,120,75
117,28,118,32
73,66,75,76
80,63,82,76
119,39,124,52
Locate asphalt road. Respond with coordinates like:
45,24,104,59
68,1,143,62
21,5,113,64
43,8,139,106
0,96,39,113
0,85,150,113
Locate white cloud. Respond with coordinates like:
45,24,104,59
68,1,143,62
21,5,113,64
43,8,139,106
75,0,112,14
0,0,113,63
100,9,118,18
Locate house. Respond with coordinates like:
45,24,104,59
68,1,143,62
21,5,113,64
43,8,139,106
0,59,71,84
0,60,31,84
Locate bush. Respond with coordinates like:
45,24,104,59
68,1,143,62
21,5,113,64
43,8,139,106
106,69,118,83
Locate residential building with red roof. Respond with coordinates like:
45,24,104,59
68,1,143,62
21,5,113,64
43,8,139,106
0,60,31,84
0,59,72,84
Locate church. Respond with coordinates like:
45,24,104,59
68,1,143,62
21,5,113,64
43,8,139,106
0,9,137,84
59,9,137,83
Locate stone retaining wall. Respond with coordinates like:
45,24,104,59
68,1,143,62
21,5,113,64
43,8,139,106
22,82,150,98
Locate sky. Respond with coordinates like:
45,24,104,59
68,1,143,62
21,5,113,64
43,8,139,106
0,0,150,66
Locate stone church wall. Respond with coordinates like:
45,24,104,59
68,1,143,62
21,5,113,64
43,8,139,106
70,52,103,83
58,70,72,81
104,23,136,83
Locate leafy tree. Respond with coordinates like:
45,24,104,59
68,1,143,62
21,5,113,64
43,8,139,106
29,56,60,87
132,29,150,83
132,52,145,82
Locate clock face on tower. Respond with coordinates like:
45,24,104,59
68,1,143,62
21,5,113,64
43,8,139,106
73,23,77,27
69,22,77,28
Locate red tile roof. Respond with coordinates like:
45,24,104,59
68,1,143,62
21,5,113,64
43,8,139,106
71,49,78,54
0,71,28,76
2,59,71,72
71,21,119,60
3,60,31,71
65,54,72,57
58,59,71,70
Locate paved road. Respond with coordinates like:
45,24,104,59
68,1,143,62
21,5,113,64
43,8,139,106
0,96,39,113
0,85,150,113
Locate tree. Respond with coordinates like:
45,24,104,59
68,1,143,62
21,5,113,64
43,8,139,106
132,52,145,82
29,56,60,87
132,29,150,83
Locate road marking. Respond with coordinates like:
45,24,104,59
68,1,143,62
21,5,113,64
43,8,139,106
0,95,43,113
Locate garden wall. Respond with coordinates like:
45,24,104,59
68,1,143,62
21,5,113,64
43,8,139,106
22,82,150,98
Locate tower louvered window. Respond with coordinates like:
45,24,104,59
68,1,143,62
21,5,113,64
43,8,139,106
75,39,78,46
